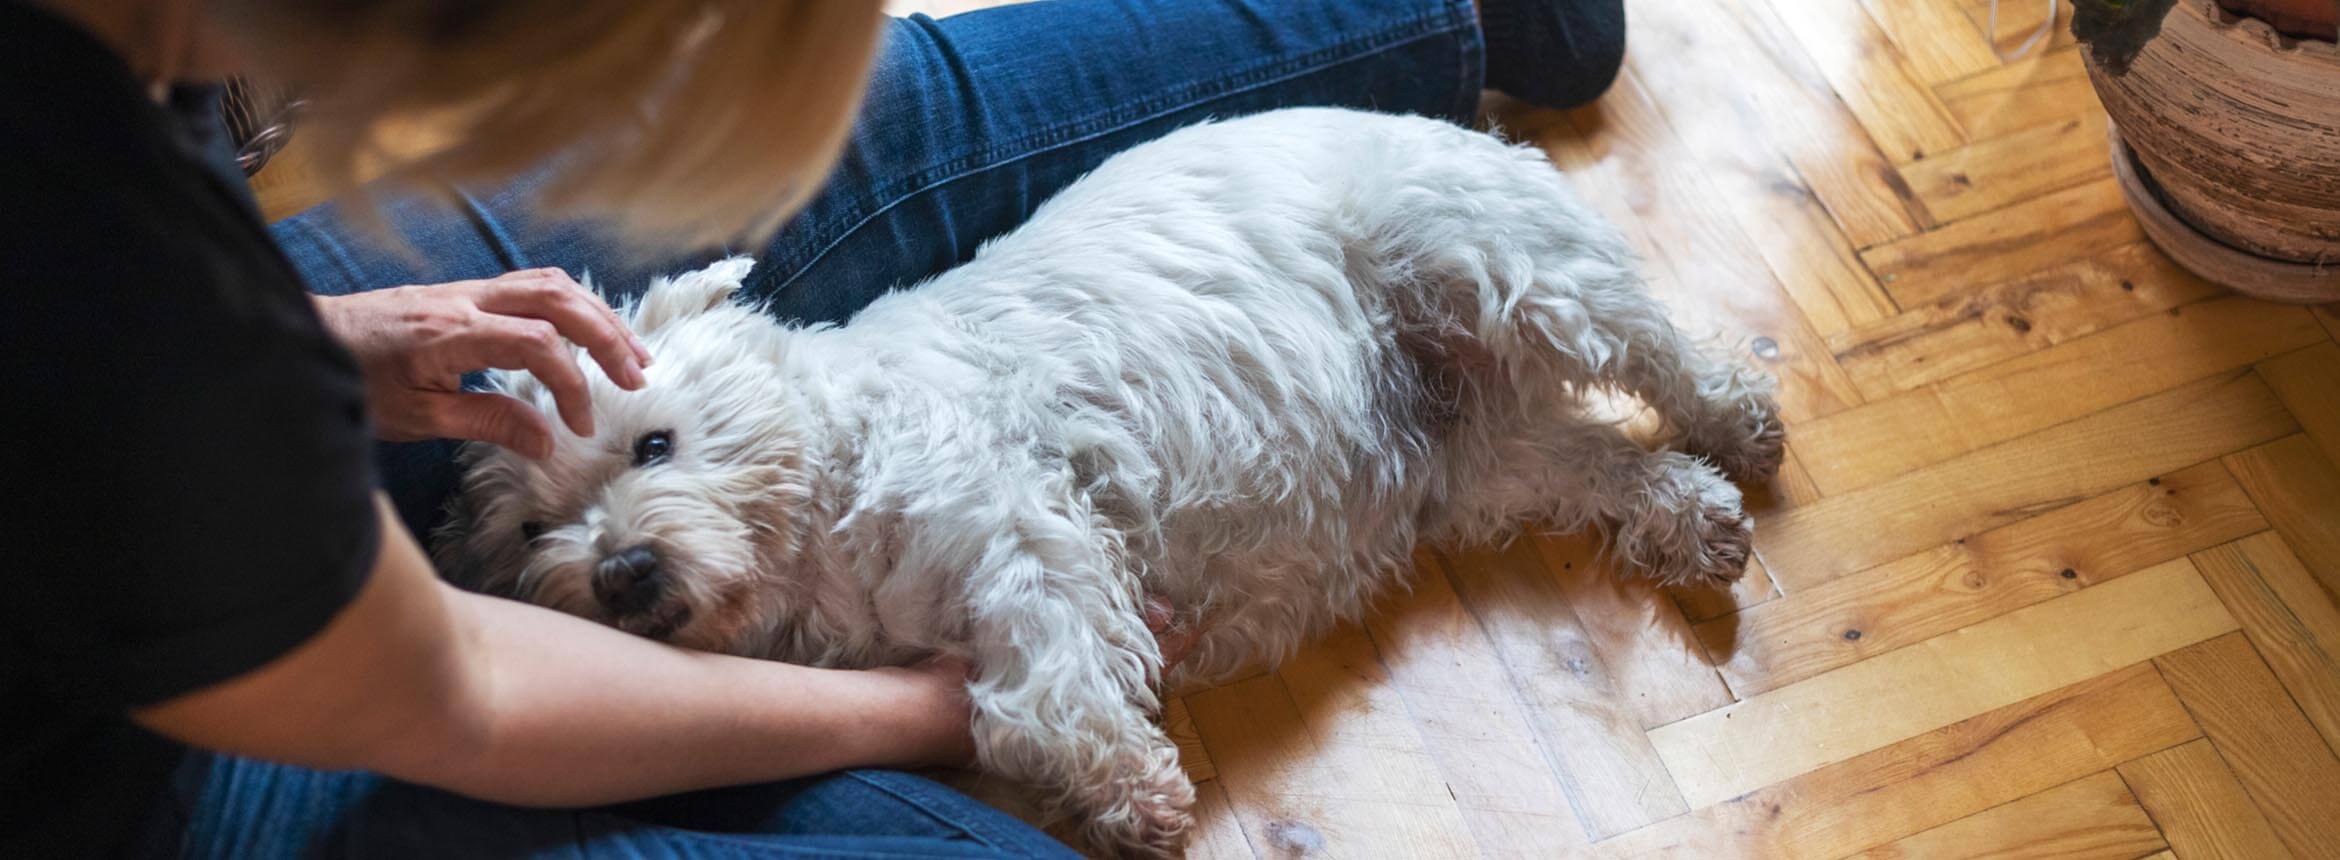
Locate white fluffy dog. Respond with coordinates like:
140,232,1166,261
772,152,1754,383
437,108,1781,857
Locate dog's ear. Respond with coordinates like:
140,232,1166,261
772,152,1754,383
632,256,754,335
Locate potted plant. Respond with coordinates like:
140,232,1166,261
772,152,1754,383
2076,0,2340,302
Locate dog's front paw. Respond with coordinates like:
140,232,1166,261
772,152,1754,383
1617,458,1753,588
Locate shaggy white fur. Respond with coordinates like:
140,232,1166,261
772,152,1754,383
436,108,1782,857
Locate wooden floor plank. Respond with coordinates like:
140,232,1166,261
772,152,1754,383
2258,341,2340,468
1526,91,1866,424
1361,551,1591,855
1955,0,2078,58
1829,241,2222,400
1852,771,2165,860
1899,109,2111,224
1861,176,2142,309
1858,0,2005,85
1625,0,1932,247
2118,739,2295,860
1758,370,2298,590
1440,539,1688,839
1186,635,1479,859
1760,0,1967,163
2225,435,2340,601
1531,534,1734,727
2193,532,2340,757
1796,297,2325,496
1593,664,2198,859
1701,461,2264,696
1648,558,2235,807
1589,65,1896,340
1185,781,1258,860
2153,632,2340,858
1669,557,1781,626
1164,697,1214,783
1934,45,2099,142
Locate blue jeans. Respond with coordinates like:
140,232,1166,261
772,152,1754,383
168,755,1075,859
207,0,1529,856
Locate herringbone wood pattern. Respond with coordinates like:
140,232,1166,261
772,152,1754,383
255,1,2340,856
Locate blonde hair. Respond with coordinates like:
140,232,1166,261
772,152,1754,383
219,0,887,249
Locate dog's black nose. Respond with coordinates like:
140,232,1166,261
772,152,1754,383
593,544,663,615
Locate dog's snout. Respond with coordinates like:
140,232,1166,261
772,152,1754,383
593,544,663,615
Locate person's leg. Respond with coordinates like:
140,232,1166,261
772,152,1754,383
744,0,1488,323
167,754,1073,859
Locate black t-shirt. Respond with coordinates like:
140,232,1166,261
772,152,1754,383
0,4,381,856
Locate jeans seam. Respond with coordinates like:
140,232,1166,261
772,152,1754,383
767,10,1477,295
837,771,1026,851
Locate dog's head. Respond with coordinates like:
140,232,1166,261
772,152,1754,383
435,258,820,656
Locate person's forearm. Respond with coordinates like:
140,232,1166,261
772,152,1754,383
381,588,951,806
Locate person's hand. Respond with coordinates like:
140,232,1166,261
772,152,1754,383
315,269,654,459
865,655,979,768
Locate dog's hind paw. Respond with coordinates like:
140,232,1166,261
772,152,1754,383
1616,458,1753,588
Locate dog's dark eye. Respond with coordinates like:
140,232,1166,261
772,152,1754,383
632,430,674,467
520,521,547,542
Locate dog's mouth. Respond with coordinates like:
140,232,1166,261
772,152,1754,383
610,600,695,642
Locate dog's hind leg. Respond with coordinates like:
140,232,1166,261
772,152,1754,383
945,496,1194,858
1401,164,1785,484
1434,412,1752,588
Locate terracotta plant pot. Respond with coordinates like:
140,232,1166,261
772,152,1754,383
2083,0,2340,302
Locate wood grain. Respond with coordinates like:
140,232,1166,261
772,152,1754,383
1853,771,2165,860
1829,241,2222,400
1795,297,2325,496
2192,532,2340,756
1624,0,1932,246
1935,45,2101,141
1702,460,2265,696
1359,551,1589,855
1587,67,1895,340
2225,435,2340,600
1757,370,2298,589
2117,739,2294,860
1531,534,1732,728
1861,176,2143,308
1858,0,2005,85
2154,632,2340,859
1527,83,1866,424
1185,780,1257,860
1164,697,1213,783
1438,539,1687,839
1761,0,1967,162
2258,342,2340,468
1648,558,2234,807
1593,664,2198,858
1899,109,2111,223
1186,640,1479,858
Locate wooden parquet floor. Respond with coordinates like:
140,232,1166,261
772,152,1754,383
258,1,2340,856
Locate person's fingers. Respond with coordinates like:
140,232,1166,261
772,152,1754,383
472,270,650,389
472,318,596,439
418,391,555,459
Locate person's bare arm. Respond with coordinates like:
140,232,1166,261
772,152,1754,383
131,495,973,806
